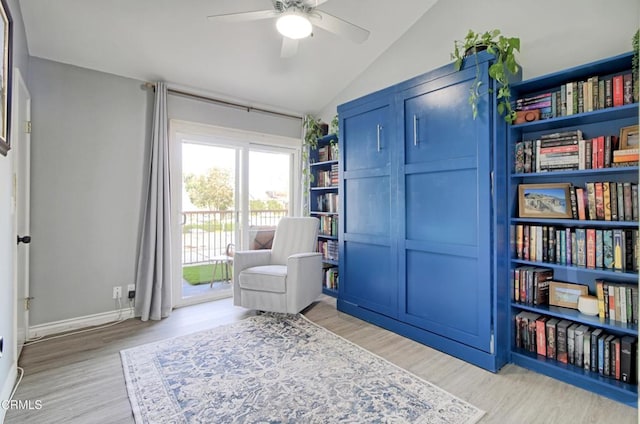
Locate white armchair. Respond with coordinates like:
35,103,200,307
233,217,323,314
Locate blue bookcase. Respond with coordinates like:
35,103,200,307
309,133,340,297
337,51,515,372
507,52,638,406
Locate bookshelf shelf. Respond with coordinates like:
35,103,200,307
511,259,638,281
508,51,638,406
511,303,638,335
309,133,339,297
511,217,639,228
512,165,638,179
511,349,638,408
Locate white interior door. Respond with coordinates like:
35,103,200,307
12,68,31,357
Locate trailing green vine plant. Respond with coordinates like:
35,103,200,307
451,29,520,124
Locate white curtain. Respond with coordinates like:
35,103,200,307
135,81,172,321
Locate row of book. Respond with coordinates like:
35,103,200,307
319,215,338,237
571,181,638,222
515,71,636,120
595,280,638,324
318,239,338,261
513,129,636,173
514,224,639,271
513,266,552,305
316,143,338,162
315,163,339,188
314,193,338,213
323,266,339,290
515,312,637,384
513,266,638,324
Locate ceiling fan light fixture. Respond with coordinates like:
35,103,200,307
276,11,312,40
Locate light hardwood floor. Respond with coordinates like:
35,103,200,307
5,296,638,423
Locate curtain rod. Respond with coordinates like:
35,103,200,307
143,82,303,121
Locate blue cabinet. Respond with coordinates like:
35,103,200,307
338,52,512,371
398,64,494,353
339,90,398,317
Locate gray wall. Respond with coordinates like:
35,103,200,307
319,0,640,120
26,59,302,325
0,0,31,408
28,57,152,325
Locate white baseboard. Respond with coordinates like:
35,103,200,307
0,363,17,423
27,308,136,339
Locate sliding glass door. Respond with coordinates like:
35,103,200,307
170,122,299,306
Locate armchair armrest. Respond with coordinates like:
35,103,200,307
286,252,323,311
234,249,272,271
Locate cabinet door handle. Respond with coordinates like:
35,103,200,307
413,114,419,146
376,124,382,152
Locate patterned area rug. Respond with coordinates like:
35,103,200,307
120,314,485,423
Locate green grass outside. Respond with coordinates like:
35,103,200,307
182,263,232,285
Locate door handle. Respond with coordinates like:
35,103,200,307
413,114,419,146
376,124,382,152
17,235,31,245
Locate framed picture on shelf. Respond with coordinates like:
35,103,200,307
548,281,589,309
518,183,572,219
619,124,639,150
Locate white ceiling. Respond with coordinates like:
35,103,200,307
19,0,439,115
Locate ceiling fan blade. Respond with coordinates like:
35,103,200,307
280,37,299,58
309,10,370,44
301,0,330,7
207,9,276,23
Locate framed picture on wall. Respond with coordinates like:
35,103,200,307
0,0,12,157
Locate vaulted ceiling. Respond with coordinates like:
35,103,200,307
19,0,439,115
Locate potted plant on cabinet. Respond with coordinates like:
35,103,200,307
451,29,521,124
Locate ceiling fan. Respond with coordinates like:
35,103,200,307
207,0,370,58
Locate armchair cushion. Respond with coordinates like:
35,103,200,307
238,265,287,293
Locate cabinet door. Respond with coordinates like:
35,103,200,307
398,64,495,352
342,100,391,172
339,96,397,317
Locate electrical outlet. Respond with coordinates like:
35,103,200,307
112,286,122,299
127,284,136,299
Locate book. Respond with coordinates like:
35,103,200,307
545,318,559,359
590,328,604,372
556,320,572,364
610,182,618,221
611,337,621,380
586,182,597,220
613,75,624,107
623,73,633,104
595,229,603,269
574,325,589,368
613,229,624,270
603,334,615,376
616,182,625,220
567,323,578,365
535,316,549,357
594,182,604,219
586,229,596,268
576,187,586,220
603,182,611,220
603,230,614,269
583,329,592,371
620,336,637,384
595,280,606,318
